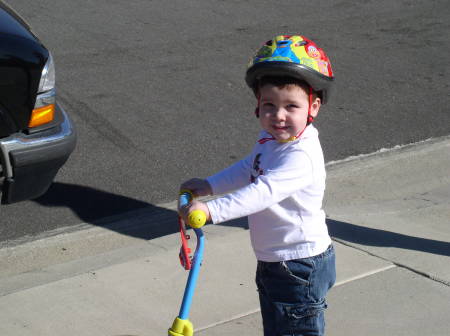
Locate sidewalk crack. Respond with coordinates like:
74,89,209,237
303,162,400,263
332,238,450,287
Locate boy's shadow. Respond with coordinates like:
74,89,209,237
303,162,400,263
34,182,249,240
38,183,447,257
327,219,450,257
34,182,180,240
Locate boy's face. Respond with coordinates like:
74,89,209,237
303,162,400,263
258,84,321,142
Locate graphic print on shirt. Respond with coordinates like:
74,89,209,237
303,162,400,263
250,153,264,183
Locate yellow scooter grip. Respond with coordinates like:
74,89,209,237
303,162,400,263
179,190,207,229
187,210,206,229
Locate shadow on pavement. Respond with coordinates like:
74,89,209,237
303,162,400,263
34,182,250,241
217,217,249,230
34,182,180,240
327,219,450,257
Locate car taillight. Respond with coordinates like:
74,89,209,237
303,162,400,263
29,53,56,128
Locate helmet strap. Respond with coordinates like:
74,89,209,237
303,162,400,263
306,86,314,125
254,106,260,118
287,86,313,142
254,94,261,118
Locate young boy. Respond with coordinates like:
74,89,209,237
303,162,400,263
179,35,336,336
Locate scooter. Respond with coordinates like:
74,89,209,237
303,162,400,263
168,191,207,336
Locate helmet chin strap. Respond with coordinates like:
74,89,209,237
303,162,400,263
306,86,314,125
257,87,314,144
255,93,261,118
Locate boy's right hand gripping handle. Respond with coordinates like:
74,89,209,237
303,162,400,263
179,190,206,229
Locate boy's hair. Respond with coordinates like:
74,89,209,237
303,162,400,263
256,76,319,101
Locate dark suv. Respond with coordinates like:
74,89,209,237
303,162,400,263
0,2,76,204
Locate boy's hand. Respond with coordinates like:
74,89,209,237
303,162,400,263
179,200,211,225
180,178,212,197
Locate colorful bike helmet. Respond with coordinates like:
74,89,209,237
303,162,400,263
245,35,334,104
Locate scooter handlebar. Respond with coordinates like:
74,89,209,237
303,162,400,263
179,191,206,229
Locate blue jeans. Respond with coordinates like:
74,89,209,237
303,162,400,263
255,245,336,336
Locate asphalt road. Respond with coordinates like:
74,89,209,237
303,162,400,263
1,0,449,244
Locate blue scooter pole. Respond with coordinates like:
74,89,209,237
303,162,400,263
168,191,206,336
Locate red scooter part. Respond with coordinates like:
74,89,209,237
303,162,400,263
178,216,192,270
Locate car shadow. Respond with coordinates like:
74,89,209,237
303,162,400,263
327,219,450,257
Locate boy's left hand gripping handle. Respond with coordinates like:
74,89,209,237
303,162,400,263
179,191,206,229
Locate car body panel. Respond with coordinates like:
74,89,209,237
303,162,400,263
0,4,48,134
0,1,77,204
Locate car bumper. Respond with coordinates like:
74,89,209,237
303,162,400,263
0,103,76,204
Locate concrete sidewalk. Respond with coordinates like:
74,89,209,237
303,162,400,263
1,136,449,336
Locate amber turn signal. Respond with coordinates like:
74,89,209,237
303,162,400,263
28,104,55,128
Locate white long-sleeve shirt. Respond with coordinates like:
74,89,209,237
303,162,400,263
206,125,331,262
